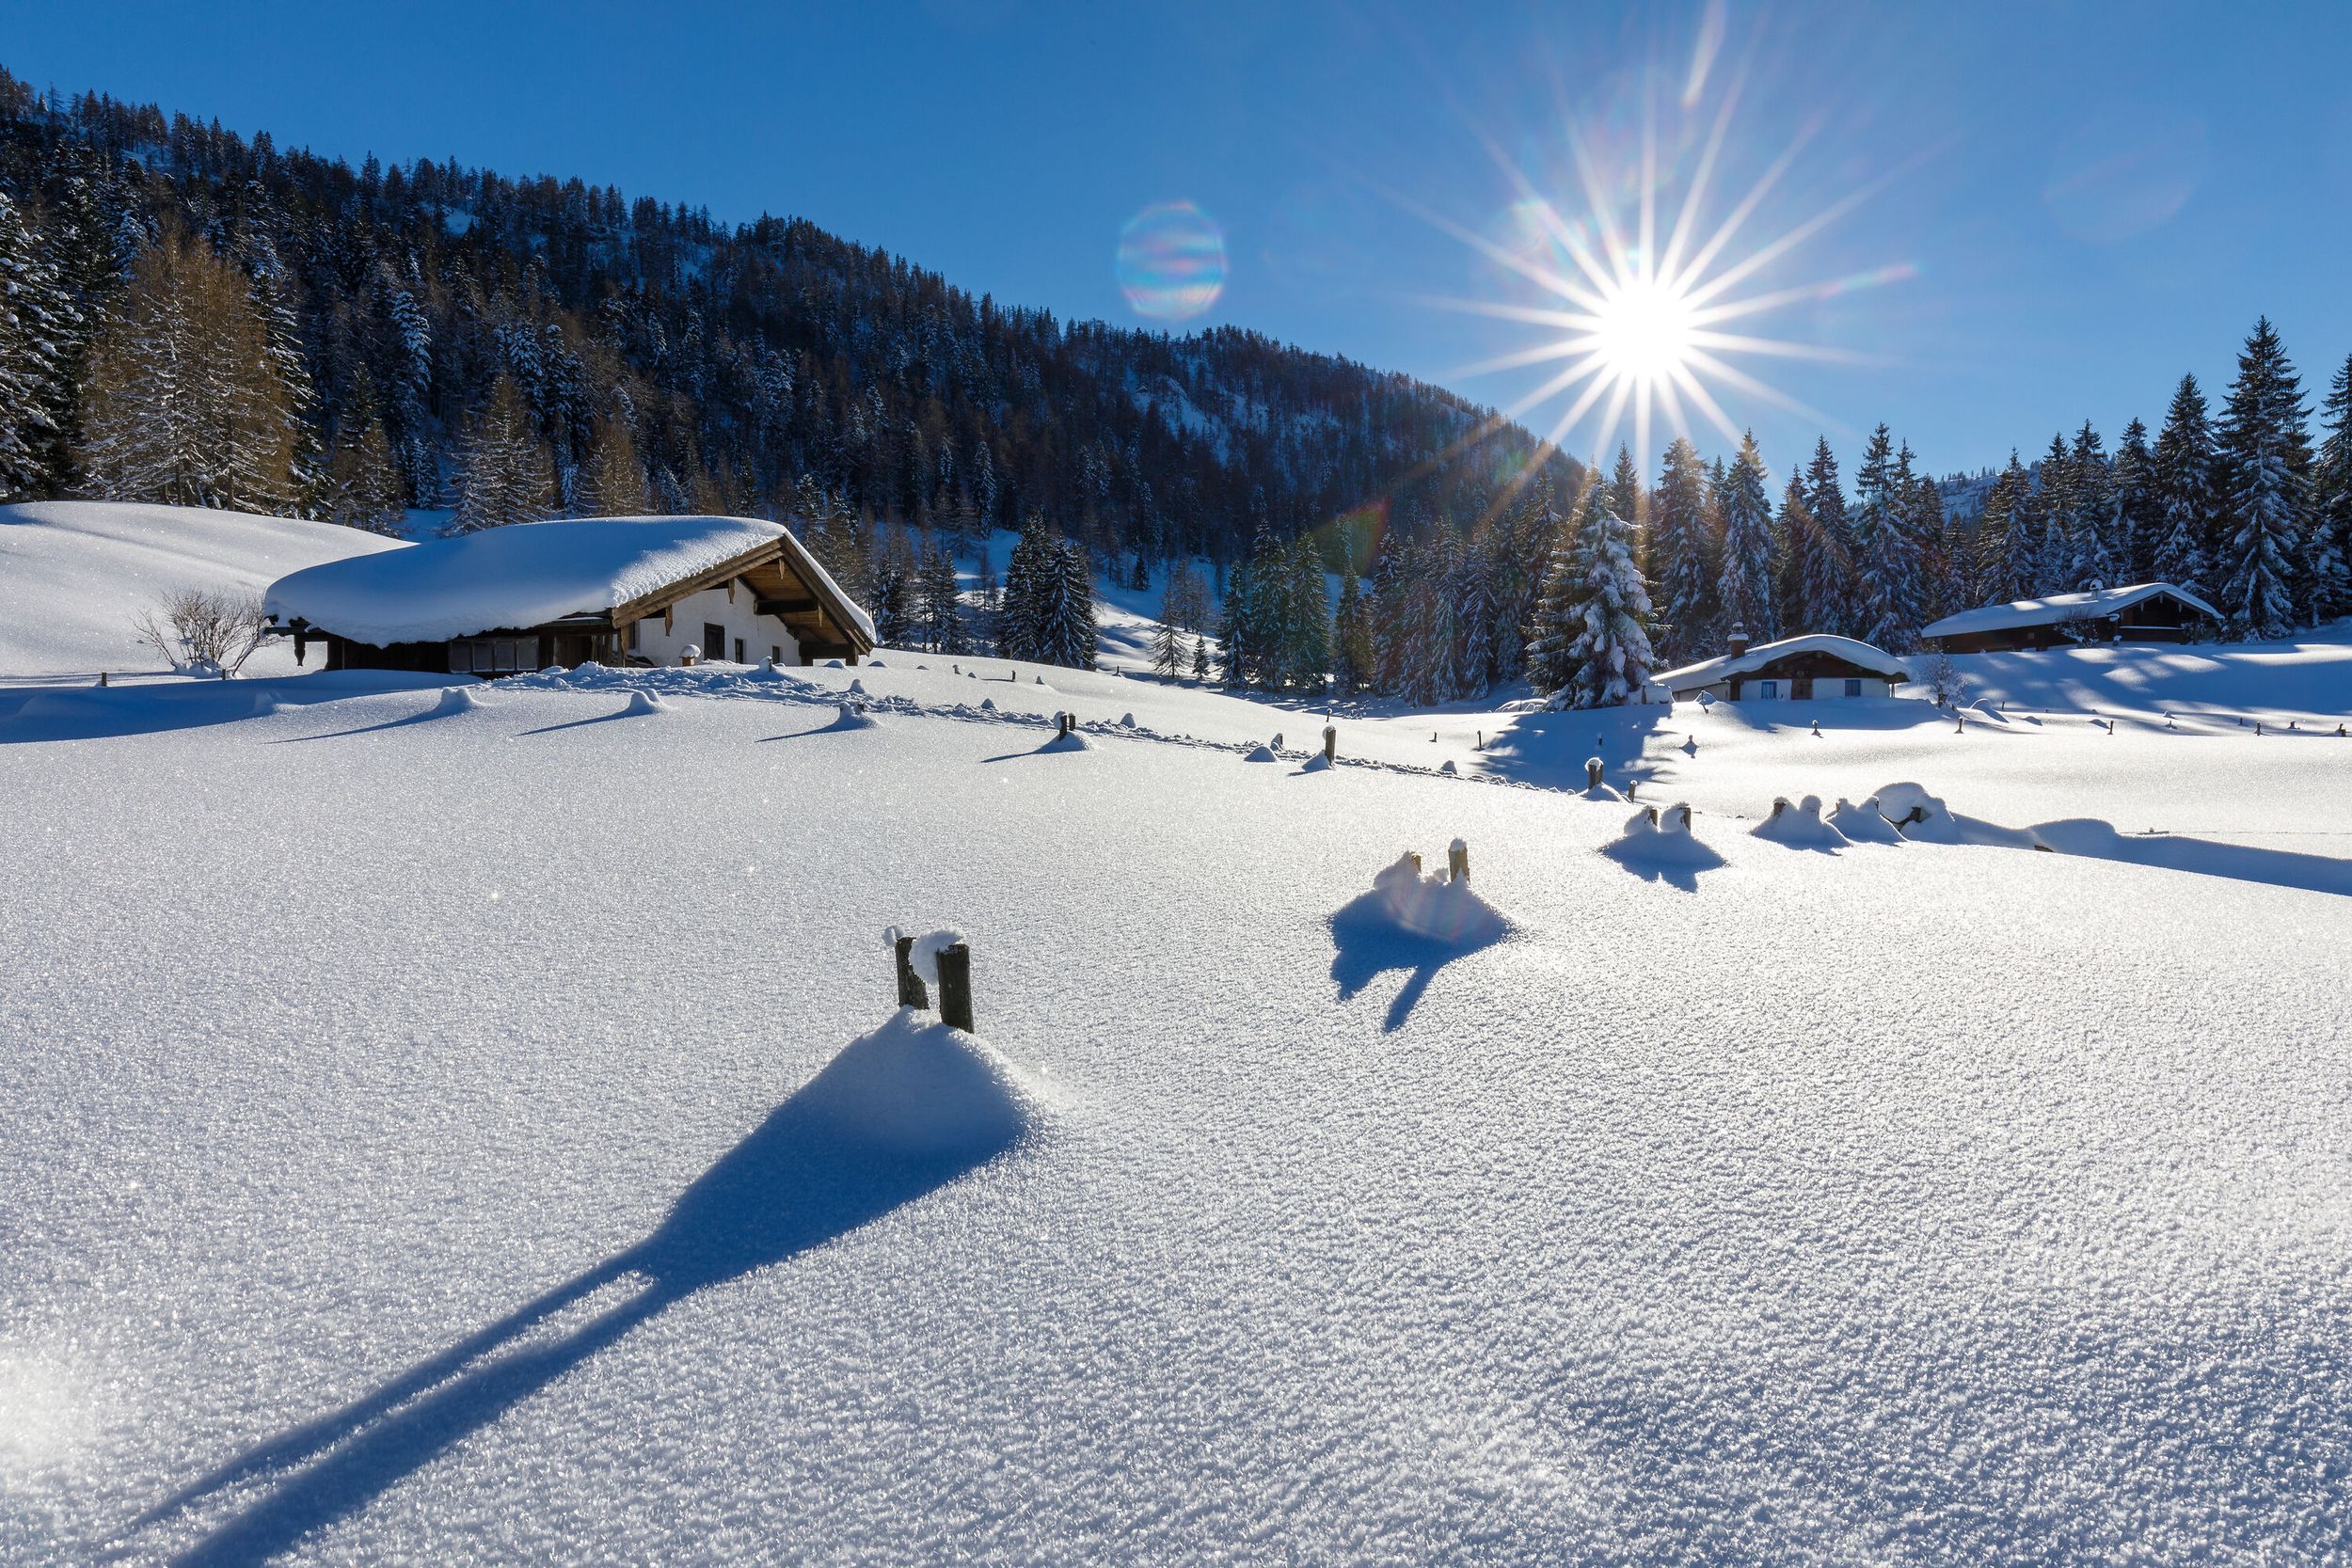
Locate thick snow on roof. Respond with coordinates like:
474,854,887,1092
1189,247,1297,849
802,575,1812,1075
265,515,872,644
0,500,404,677
1923,581,2220,641
1650,633,1910,691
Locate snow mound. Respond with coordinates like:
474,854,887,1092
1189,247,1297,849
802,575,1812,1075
1875,782,1963,843
978,697,997,712
821,702,878,733
622,690,669,717
792,1008,1045,1163
1244,744,1279,762
1829,797,1905,844
1360,854,1507,945
848,678,866,695
1300,752,1333,773
429,685,489,717
1752,794,1849,849
1438,759,1457,775
1035,730,1092,753
1603,803,1724,870
1119,713,1136,728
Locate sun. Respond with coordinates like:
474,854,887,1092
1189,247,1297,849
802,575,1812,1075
1590,275,1698,387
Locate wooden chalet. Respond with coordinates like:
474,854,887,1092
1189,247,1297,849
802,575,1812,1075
1648,627,1911,703
1921,582,2222,653
264,516,875,677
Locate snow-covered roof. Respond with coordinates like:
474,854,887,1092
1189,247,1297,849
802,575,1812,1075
1649,633,1910,692
1922,582,2219,641
265,515,873,645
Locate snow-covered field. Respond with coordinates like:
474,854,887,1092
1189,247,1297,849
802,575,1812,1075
5,508,2352,1566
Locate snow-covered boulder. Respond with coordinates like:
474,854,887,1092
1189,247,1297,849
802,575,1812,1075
1244,743,1278,762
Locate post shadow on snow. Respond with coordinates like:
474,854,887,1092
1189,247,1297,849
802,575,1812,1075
511,704,659,737
1327,870,1510,1032
1598,825,1728,893
138,1050,1025,1568
0,673,454,745
1978,816,2352,899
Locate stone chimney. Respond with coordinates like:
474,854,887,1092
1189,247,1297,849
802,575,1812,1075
1726,623,1752,657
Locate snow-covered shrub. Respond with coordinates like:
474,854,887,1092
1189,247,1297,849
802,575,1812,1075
132,588,272,676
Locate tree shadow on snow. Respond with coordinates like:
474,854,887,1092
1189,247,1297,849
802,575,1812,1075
1997,816,2352,900
1327,879,1510,1032
135,1049,1025,1568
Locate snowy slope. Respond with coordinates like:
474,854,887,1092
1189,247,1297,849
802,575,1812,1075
4,654,2351,1566
0,502,403,679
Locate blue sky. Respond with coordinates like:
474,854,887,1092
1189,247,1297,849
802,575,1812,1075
9,0,2352,480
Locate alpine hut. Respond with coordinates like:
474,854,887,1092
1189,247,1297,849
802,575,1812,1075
266,515,875,676
1647,626,1911,703
1920,582,2222,653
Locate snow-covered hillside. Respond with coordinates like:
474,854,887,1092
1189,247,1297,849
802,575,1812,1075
0,502,400,679
5,641,2350,1566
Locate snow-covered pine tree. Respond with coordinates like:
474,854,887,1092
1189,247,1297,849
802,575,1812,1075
1772,466,1819,632
1405,538,1454,706
1607,443,1644,553
1032,537,1098,670
999,513,1055,660
0,191,78,499
2215,317,2311,639
2149,373,2217,596
1330,571,1371,694
447,374,551,534
2309,351,2352,626
1851,423,1923,650
2114,417,2157,583
1988,450,2039,603
323,368,407,533
1445,536,1486,698
1804,437,1853,636
1559,492,1655,707
2064,421,2118,591
915,541,966,653
237,228,326,518
1715,430,1775,642
2033,433,2073,594
1284,535,1330,690
1524,490,1590,696
1651,436,1714,660
1190,635,1209,682
1368,531,1406,695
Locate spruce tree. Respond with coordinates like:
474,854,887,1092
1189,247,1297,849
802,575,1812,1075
999,513,1056,660
1284,535,1330,689
1985,451,2039,603
0,191,77,499
2309,351,2352,625
1772,466,1820,634
2150,373,2217,596
1651,436,1714,660
2064,421,2118,591
1851,424,1923,649
1803,438,1853,636
1560,492,1655,707
1715,430,1775,641
2034,434,2074,594
1368,532,1406,695
1525,492,1589,695
578,417,650,515
2215,317,2310,639
1034,538,1097,669
1331,572,1372,694
2114,417,2157,582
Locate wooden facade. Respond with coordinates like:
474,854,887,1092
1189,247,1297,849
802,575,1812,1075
1718,648,1894,700
1927,591,2217,653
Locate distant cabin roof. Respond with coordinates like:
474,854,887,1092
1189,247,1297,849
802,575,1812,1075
265,516,874,646
1650,633,1910,693
1922,582,2219,641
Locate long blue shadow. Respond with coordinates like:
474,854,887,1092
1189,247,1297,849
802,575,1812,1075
144,1064,1021,1567
2019,817,2352,899
1328,886,1508,1032
0,676,451,745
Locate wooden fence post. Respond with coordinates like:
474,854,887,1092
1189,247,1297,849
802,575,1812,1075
894,934,930,1009
937,942,975,1032
1322,724,1336,762
1585,757,1604,788
1406,850,1422,874
1447,840,1469,880
1057,711,1073,739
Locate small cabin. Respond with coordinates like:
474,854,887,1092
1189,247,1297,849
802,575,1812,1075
265,515,874,677
1648,628,1910,704
1921,582,2221,653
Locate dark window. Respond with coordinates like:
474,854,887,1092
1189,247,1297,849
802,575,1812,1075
1760,679,1780,699
734,637,746,664
1845,678,1863,697
771,644,784,665
703,622,724,661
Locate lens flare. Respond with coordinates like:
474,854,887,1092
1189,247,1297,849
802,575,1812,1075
1116,202,1228,321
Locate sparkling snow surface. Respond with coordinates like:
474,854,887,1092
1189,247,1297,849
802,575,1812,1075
6,646,2351,1566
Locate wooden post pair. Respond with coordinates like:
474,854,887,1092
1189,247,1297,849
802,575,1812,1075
893,934,976,1031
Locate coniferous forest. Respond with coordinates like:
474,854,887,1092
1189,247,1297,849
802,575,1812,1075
2,66,2349,707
